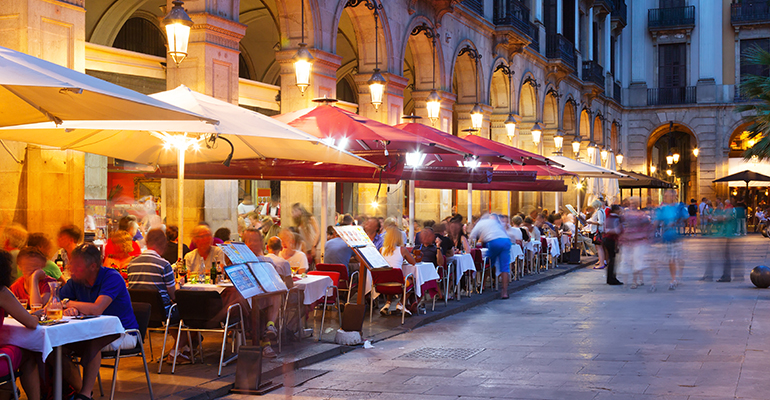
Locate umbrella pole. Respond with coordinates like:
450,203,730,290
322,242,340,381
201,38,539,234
409,180,415,246
320,182,328,258
177,148,185,264
467,183,473,225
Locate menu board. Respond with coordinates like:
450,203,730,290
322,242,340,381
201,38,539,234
248,262,288,293
356,245,390,269
218,242,259,264
333,225,372,248
224,264,264,298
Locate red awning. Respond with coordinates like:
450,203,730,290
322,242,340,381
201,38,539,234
393,122,510,162
492,163,576,178
416,179,568,192
461,135,560,167
273,105,443,154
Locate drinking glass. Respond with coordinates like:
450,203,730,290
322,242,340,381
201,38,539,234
30,303,42,313
19,299,27,310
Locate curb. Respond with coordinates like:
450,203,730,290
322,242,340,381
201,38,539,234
185,259,593,399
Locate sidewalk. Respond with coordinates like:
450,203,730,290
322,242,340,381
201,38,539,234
101,257,596,400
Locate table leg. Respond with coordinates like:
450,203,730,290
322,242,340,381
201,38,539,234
54,346,62,400
455,263,461,301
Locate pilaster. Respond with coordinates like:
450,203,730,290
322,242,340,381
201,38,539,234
354,73,408,125
277,48,343,112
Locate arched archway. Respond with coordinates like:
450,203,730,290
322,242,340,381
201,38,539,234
543,90,558,127
451,40,483,135
402,18,441,121
593,114,604,147
239,0,281,85
647,122,699,202
610,121,619,151
518,76,538,121
112,16,166,57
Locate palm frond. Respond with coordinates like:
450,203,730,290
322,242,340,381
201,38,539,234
737,47,770,161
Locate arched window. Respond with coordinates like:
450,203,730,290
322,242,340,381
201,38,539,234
239,54,251,80
113,17,166,58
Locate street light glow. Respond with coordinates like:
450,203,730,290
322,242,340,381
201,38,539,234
163,0,193,66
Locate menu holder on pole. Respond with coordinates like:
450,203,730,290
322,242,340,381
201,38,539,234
247,262,288,293
224,263,265,298
218,242,260,264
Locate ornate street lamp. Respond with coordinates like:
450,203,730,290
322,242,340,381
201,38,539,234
693,147,700,157
650,165,657,174
470,103,484,130
412,24,441,124
495,63,519,141
426,89,441,123
293,0,313,94
572,135,582,156
554,130,564,153
459,46,483,131
531,122,543,146
600,146,609,163
163,0,193,66
672,151,680,164
666,151,674,165
615,150,624,166
368,2,386,111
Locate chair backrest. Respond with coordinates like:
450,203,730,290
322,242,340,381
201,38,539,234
371,268,404,286
174,289,225,329
470,248,483,265
128,289,166,325
315,264,348,288
308,270,340,286
131,302,152,343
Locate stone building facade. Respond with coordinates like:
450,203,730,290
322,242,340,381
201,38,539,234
0,0,760,238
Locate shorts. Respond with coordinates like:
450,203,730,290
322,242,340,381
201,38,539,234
617,243,648,275
102,332,138,352
0,345,22,377
486,238,512,275
663,241,682,263
687,216,697,225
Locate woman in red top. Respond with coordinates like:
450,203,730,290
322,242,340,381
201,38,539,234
0,249,42,399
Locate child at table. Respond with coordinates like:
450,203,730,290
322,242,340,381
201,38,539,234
10,247,55,306
0,249,42,400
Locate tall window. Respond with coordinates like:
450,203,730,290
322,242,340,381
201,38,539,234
659,0,685,8
544,0,558,35
562,0,576,44
610,36,617,77
741,38,770,78
113,18,166,58
658,43,686,88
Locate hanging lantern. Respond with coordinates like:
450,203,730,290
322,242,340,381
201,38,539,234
666,169,672,176
672,152,680,164
504,114,520,139
571,135,581,155
600,147,609,162
615,151,624,166
531,122,543,145
470,103,484,130
666,152,674,165
650,165,657,174
426,89,441,123
368,69,386,111
163,0,194,66
553,131,564,152
693,147,700,157
293,44,313,94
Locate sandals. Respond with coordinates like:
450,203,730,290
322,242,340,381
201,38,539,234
380,302,391,315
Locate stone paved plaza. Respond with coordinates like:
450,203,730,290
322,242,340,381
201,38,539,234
226,235,770,400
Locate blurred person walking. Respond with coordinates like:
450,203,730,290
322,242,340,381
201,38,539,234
469,214,512,299
603,205,623,285
655,190,686,290
617,197,653,289
291,203,320,265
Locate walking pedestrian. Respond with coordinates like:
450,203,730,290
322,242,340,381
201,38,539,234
603,205,623,285
617,197,653,289
654,190,685,290
469,214,512,299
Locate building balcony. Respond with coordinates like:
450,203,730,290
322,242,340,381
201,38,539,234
732,1,770,26
462,0,484,16
648,6,696,31
546,33,577,70
528,22,540,53
612,0,628,28
582,60,604,88
647,86,696,105
493,0,531,36
613,81,622,103
594,0,614,15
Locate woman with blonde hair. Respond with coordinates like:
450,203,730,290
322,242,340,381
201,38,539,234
291,203,320,265
378,227,416,315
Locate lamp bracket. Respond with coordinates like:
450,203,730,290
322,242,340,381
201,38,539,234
546,88,561,99
458,46,482,61
411,23,436,40
494,63,512,76
523,76,540,89
345,0,382,11
565,97,579,108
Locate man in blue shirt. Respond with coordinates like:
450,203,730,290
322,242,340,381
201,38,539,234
323,227,354,274
61,243,138,400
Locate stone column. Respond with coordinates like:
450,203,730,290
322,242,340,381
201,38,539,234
603,15,611,73
163,0,247,241
628,0,648,106
276,47,343,234
0,0,87,240
697,2,720,103
556,0,563,35
587,7,594,61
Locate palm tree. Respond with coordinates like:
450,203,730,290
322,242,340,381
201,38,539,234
737,46,770,160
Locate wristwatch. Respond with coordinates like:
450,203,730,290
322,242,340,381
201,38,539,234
62,298,70,308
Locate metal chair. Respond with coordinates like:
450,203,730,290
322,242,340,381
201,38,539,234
128,288,176,363
315,263,352,303
369,268,414,325
306,271,341,341
172,290,245,376
0,353,19,400
98,302,154,400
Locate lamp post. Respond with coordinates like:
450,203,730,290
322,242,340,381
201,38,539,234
163,0,193,66
293,0,313,94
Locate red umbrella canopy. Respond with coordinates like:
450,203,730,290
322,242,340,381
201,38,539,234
492,163,576,178
393,122,510,163
461,135,559,166
416,179,567,192
273,105,440,156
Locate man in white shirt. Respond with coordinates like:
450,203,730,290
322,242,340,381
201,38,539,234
469,214,512,299
183,225,225,277
237,195,257,218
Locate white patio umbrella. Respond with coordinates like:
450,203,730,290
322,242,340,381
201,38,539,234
584,147,605,206
0,46,212,126
605,152,620,205
0,85,376,257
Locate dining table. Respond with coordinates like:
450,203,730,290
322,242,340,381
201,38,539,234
0,315,124,400
447,253,476,300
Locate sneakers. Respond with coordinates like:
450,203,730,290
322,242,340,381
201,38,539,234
648,284,657,293
396,303,412,316
668,282,676,291
264,322,278,340
262,346,277,359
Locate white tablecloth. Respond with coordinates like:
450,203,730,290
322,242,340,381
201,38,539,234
524,240,540,253
295,275,334,305
510,244,524,260
401,262,440,297
546,237,561,258
179,282,230,294
0,316,124,361
448,254,476,285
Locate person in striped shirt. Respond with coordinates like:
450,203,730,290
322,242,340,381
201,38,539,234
127,229,176,312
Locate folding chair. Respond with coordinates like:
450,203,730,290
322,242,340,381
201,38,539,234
0,353,18,400
98,302,154,400
315,263,352,303
306,271,341,341
128,289,176,363
172,290,245,376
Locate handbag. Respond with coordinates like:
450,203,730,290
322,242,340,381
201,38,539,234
592,231,603,245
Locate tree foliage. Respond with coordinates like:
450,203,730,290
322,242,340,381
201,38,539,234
737,46,770,160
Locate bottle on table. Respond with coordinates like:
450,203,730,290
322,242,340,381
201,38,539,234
46,281,63,321
54,253,64,272
210,261,217,284
177,258,187,284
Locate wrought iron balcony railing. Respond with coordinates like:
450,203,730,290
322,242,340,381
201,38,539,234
612,0,627,27
462,0,484,16
613,81,622,103
546,33,576,70
648,6,696,30
493,0,531,36
582,60,605,88
647,86,696,105
732,1,770,26
528,22,540,53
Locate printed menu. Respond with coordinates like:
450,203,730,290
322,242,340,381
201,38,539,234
357,245,390,269
224,264,264,298
333,225,372,248
247,262,288,292
218,243,259,264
